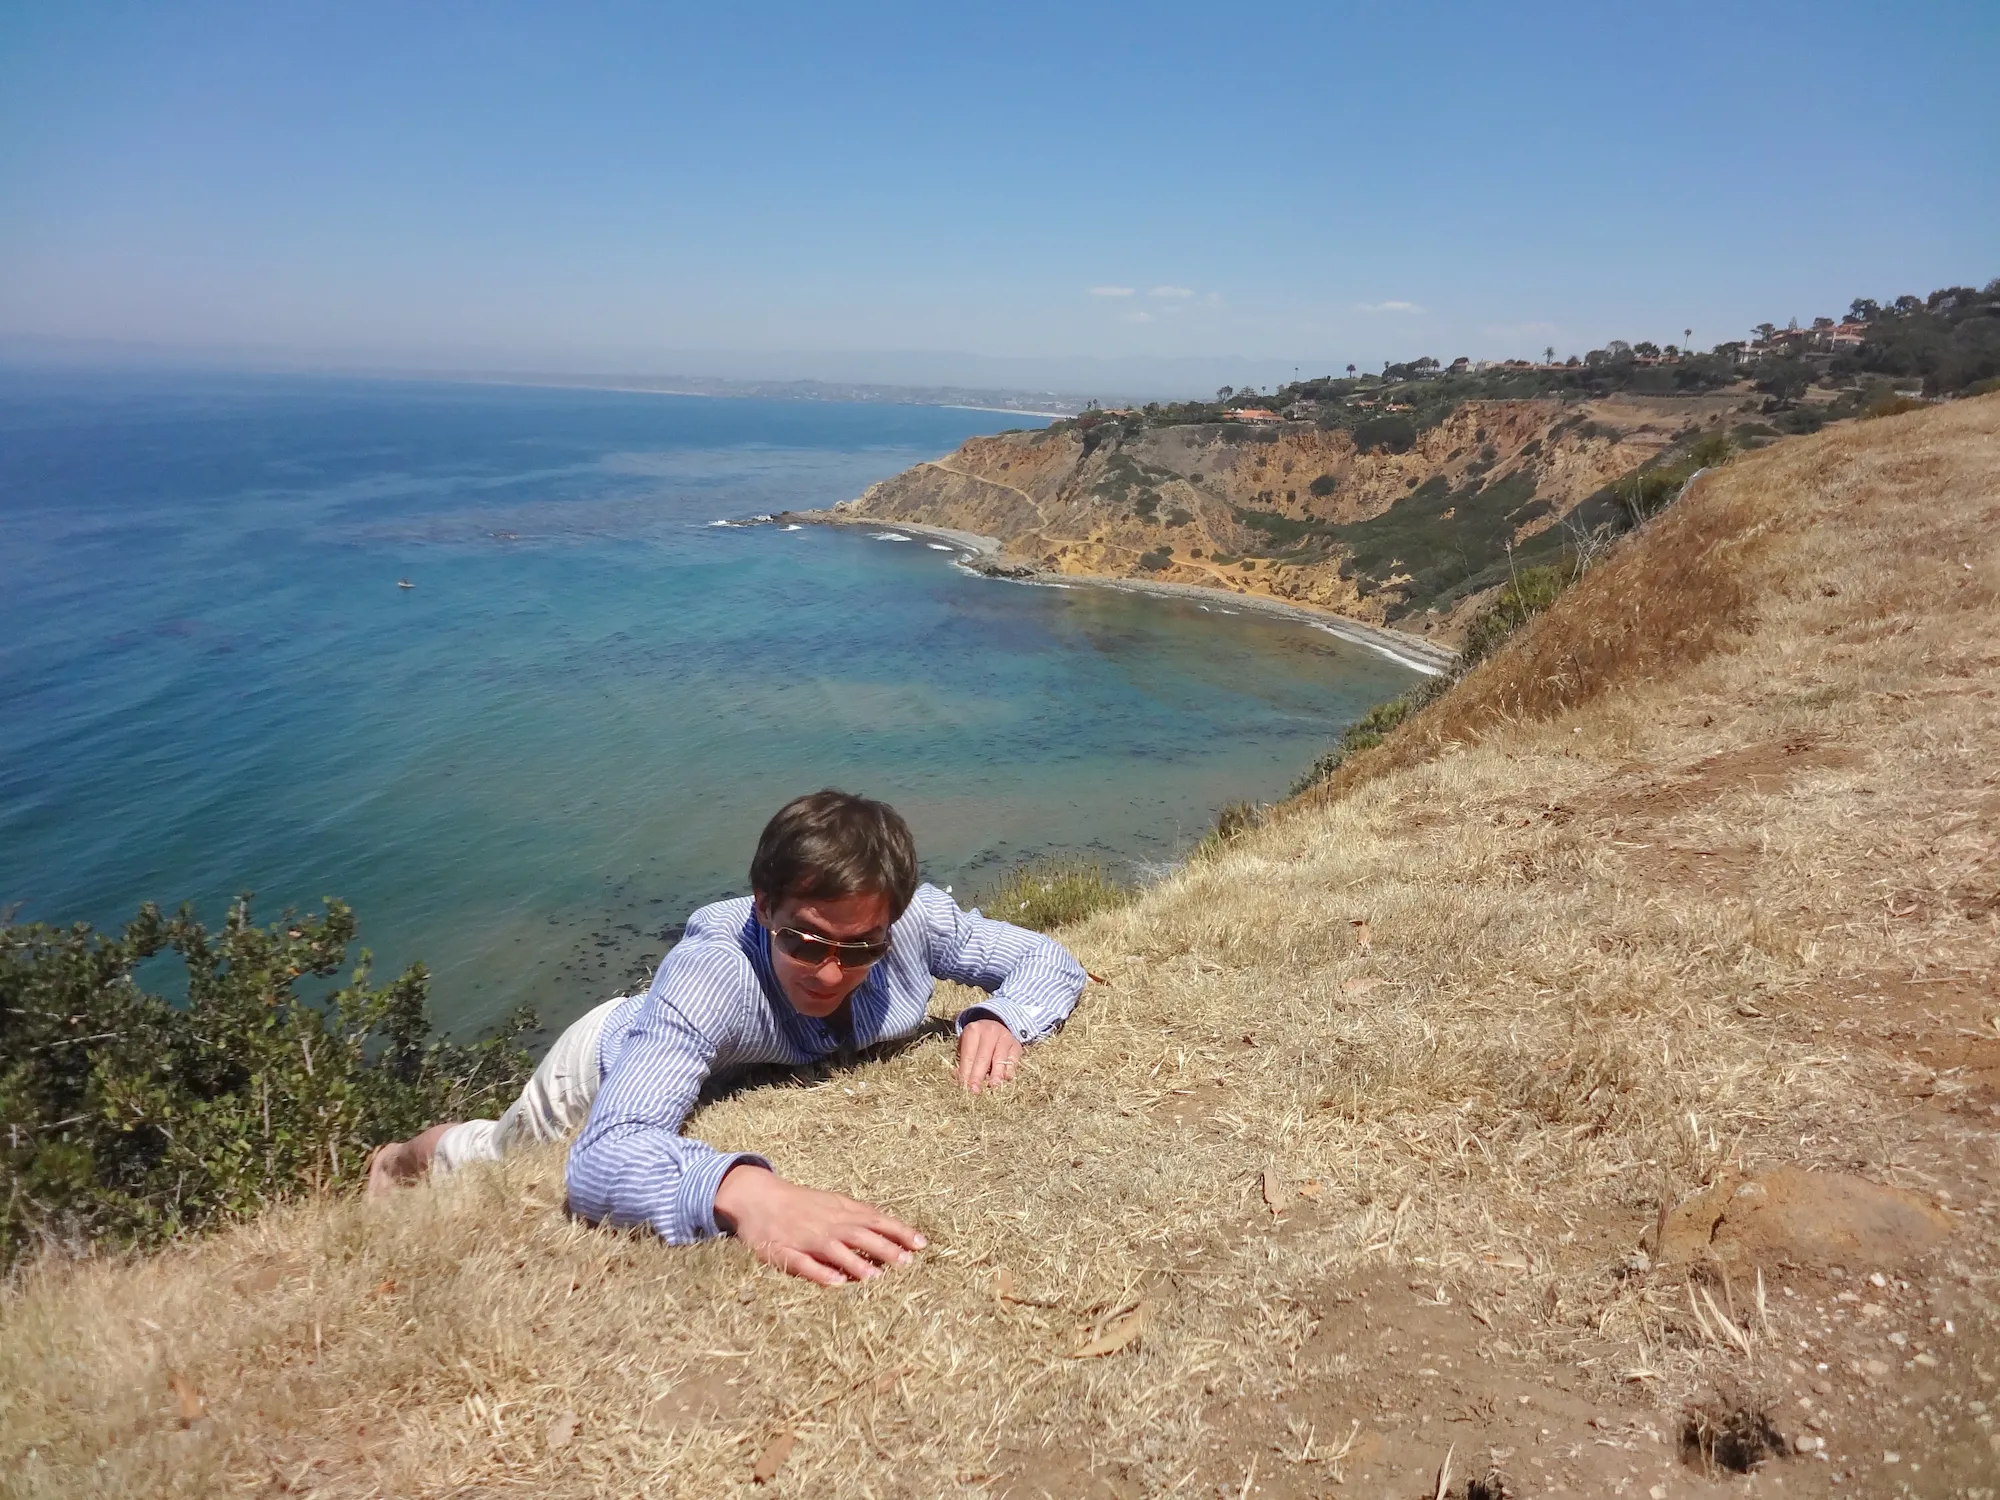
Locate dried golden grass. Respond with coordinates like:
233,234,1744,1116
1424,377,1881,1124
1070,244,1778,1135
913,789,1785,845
4,396,1998,1498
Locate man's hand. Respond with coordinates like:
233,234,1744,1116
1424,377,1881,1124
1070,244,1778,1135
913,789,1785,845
956,1017,1022,1094
713,1163,925,1286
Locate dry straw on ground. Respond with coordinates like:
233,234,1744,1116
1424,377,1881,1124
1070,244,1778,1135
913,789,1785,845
4,396,1998,1497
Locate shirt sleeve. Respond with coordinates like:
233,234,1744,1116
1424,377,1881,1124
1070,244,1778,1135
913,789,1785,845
914,884,1088,1044
564,941,770,1244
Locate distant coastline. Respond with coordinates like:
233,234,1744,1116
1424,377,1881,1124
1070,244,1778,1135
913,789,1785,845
438,371,1087,418
782,509,1456,675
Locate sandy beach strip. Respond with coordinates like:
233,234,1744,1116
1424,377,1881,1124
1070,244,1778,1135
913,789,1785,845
782,510,1457,675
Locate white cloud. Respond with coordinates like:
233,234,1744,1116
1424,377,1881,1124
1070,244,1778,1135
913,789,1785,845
1088,285,1136,297
1150,285,1195,298
1120,309,1156,324
1357,299,1423,313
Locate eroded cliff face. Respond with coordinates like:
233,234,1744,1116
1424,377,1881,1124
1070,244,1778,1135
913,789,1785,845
839,398,1710,636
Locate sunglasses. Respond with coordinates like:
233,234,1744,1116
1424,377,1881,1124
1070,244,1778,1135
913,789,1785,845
770,926,892,970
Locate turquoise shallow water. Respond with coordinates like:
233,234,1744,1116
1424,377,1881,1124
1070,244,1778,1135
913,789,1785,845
0,371,1417,1038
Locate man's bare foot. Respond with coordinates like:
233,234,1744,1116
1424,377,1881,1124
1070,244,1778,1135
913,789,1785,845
366,1123,457,1196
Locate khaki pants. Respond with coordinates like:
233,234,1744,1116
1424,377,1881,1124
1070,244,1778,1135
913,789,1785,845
433,994,627,1174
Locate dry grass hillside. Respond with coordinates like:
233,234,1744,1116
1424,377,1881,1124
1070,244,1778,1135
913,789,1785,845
837,396,1742,636
5,397,1999,1499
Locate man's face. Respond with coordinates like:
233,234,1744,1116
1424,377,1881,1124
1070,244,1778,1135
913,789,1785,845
754,889,893,1018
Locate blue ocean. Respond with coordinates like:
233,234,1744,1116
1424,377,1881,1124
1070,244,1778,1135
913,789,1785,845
0,371,1416,1039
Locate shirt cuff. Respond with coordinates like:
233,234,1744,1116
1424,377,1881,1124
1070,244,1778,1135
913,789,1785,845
675,1149,773,1242
956,994,1031,1043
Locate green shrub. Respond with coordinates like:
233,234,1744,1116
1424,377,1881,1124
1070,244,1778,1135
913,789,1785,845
1351,414,1417,454
1458,564,1572,670
1861,393,1926,420
1,898,533,1267
1137,547,1173,571
1308,473,1339,497
973,860,1129,933
1686,432,1735,468
1611,462,1697,528
1289,674,1451,794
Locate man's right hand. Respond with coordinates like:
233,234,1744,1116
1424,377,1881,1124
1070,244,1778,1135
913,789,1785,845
712,1163,926,1286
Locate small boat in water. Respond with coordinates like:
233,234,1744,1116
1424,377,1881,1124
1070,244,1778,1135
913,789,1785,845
397,578,415,589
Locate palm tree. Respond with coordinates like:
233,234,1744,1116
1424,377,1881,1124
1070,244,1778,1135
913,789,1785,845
1543,345,1555,366
1684,327,1693,349
1345,364,1356,379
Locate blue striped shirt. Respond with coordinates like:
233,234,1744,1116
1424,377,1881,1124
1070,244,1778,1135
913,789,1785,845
565,883,1087,1244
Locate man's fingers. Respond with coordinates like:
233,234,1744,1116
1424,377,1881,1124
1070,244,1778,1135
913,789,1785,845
956,1029,991,1089
844,1226,914,1268
865,1211,927,1252
768,1245,847,1286
960,1026,1003,1093
817,1239,883,1283
990,1036,1023,1086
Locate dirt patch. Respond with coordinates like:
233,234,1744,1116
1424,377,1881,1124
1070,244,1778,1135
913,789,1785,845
1657,1167,1954,1271
993,1443,1141,1499
640,1366,749,1433
1584,739,1865,821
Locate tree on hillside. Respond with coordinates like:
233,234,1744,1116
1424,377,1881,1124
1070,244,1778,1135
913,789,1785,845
1756,357,1814,406
1850,298,1879,322
1544,346,1555,365
1684,327,1693,348
1754,323,1778,343
1216,387,1233,402
1346,364,1356,378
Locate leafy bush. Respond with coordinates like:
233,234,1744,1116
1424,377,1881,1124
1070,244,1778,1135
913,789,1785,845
1289,674,1451,794
1861,393,1926,420
1686,432,1735,468
1351,414,1416,454
972,860,1129,933
1612,462,1696,529
1,898,533,1267
1308,474,1339,497
1457,565,1572,670
1137,547,1173,571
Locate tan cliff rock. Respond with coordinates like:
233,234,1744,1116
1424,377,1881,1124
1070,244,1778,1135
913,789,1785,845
836,397,1732,639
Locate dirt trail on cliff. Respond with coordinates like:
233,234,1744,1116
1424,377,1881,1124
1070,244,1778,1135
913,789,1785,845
5,397,1999,1498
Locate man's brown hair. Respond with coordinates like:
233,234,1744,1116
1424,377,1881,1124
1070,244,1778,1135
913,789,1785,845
749,789,919,920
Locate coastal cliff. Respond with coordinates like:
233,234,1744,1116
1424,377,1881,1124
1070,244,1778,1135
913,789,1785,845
828,395,1739,642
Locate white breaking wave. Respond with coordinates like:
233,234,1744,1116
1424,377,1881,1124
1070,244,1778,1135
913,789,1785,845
926,542,956,552
780,524,803,531
872,531,912,542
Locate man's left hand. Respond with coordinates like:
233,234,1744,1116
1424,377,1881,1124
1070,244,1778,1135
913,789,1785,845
956,1018,1022,1094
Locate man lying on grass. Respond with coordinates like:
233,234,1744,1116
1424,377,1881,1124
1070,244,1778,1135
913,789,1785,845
368,789,1087,1285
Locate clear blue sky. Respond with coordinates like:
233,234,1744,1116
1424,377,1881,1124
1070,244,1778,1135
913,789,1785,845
2,1,1994,392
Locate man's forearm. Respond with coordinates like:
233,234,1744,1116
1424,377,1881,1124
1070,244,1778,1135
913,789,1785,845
565,1125,769,1244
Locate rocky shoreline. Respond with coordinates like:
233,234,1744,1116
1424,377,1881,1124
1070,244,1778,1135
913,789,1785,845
778,508,1458,675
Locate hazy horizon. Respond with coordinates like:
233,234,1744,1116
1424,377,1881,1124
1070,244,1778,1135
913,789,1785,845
3,3,1994,386
0,333,1404,403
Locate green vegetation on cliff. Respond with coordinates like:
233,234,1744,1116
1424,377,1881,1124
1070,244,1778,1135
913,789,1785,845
0,899,532,1267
